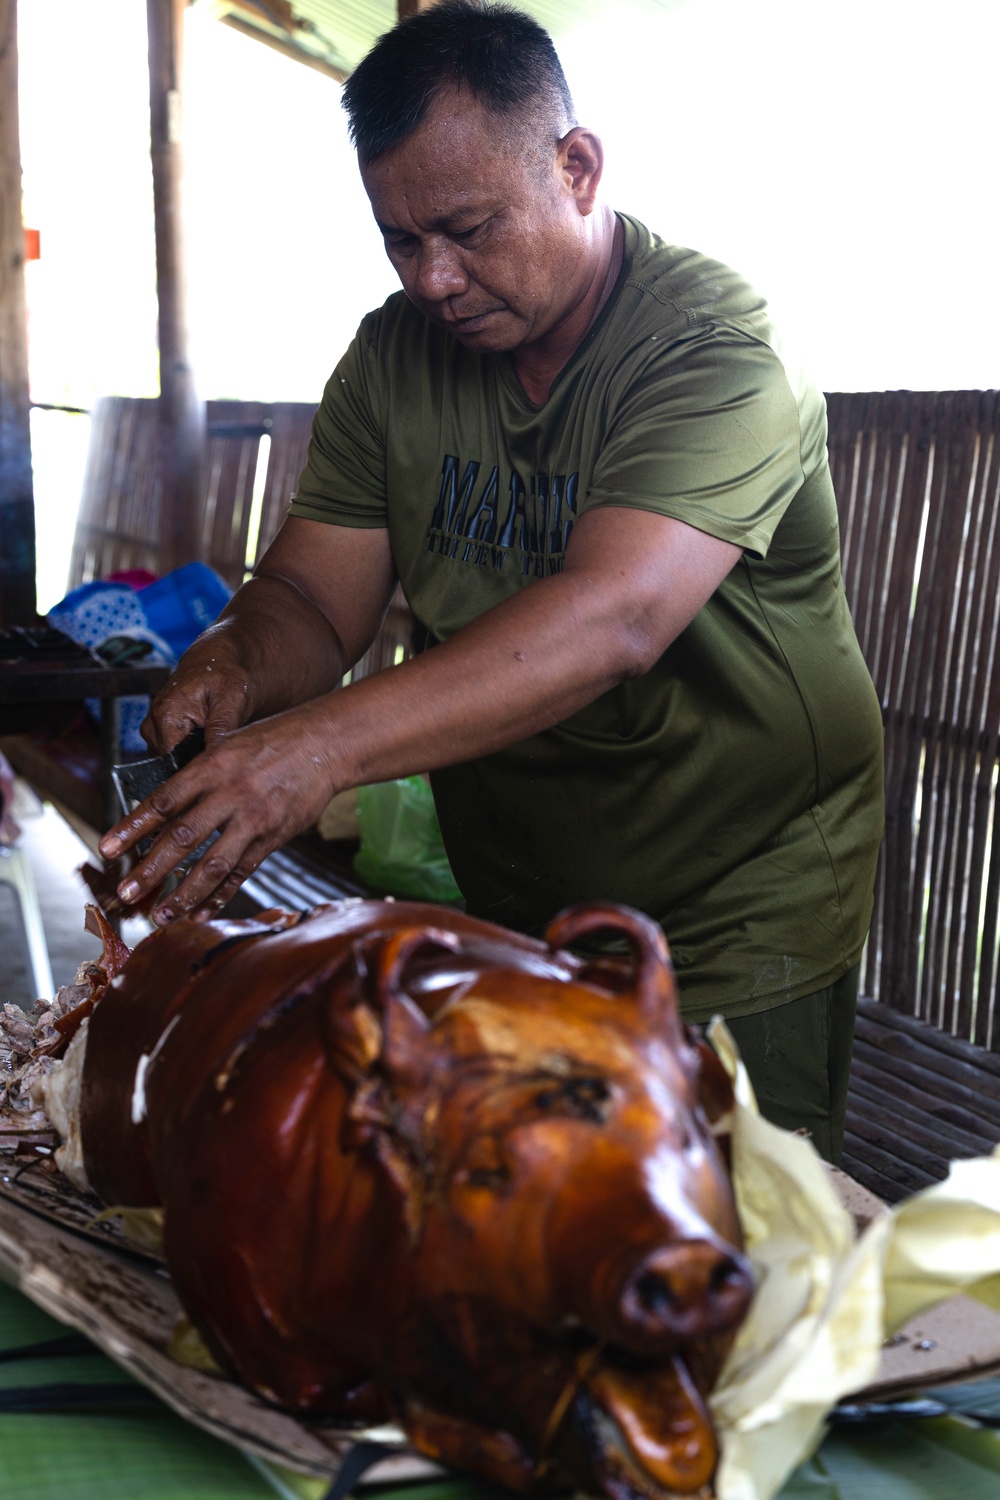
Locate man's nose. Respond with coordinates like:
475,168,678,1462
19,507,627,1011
412,242,468,303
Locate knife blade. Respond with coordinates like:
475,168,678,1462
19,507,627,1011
110,727,217,873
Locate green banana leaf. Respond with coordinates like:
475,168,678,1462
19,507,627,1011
7,1278,1000,1500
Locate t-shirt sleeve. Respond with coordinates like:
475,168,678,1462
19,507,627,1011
583,328,807,559
288,316,388,529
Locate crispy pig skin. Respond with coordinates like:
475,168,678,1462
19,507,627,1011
78,899,753,1498
79,911,300,1205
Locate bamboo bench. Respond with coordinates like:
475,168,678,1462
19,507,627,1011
844,997,1000,1202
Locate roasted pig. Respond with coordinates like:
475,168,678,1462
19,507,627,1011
48,899,753,1499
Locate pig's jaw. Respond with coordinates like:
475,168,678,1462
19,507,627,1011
393,1291,724,1498
568,1353,718,1499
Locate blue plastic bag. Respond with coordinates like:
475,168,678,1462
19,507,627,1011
137,562,233,662
48,563,232,753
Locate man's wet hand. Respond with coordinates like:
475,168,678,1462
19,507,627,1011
141,636,255,755
98,709,339,923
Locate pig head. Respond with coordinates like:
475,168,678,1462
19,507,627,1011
150,900,751,1500
348,904,752,1498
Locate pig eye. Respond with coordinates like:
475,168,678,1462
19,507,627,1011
534,1076,610,1123
456,1135,510,1193
465,1165,510,1191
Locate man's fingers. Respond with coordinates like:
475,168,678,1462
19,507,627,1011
105,767,267,915
143,650,256,755
98,793,175,860
141,674,209,754
98,762,212,876
202,705,246,745
141,707,194,757
113,804,222,904
150,836,268,925
99,704,338,918
205,870,251,908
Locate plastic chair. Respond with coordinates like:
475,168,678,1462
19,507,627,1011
0,843,54,1003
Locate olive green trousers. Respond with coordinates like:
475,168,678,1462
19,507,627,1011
723,964,860,1165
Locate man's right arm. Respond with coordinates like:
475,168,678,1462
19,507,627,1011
142,517,397,754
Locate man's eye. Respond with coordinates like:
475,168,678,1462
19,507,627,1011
453,221,488,244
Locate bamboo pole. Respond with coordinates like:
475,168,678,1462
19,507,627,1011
147,0,205,573
0,0,36,624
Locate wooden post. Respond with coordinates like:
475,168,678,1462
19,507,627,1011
0,0,36,625
147,0,205,573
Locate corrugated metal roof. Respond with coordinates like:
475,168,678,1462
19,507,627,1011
197,0,675,82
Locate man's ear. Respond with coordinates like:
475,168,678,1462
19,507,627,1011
558,127,604,216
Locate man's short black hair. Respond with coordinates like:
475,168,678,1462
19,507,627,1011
342,0,576,163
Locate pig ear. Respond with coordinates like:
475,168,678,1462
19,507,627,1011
323,941,384,1080
325,927,460,1082
373,927,463,1006
374,927,466,1085
334,928,460,1236
688,1032,736,1128
544,902,683,1034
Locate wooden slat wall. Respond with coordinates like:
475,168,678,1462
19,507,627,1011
255,401,318,564
71,399,163,584
68,396,414,678
828,391,1000,1050
200,401,270,585
843,995,1000,1201
71,397,274,591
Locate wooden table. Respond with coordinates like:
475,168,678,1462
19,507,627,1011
0,625,171,831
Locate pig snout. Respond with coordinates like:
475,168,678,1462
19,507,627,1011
617,1240,754,1347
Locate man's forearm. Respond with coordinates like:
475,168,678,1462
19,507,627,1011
104,508,740,920
307,510,740,795
143,519,397,755
142,573,350,754
212,573,348,718
308,566,641,795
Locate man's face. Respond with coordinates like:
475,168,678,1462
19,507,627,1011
360,90,596,356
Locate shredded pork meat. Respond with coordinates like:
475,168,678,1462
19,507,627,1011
0,973,92,1135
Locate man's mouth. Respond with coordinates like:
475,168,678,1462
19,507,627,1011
443,307,504,334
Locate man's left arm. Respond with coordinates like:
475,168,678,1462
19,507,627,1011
105,507,740,921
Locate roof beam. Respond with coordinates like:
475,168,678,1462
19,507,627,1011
220,14,348,82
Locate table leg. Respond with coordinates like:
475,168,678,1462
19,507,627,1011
99,696,122,834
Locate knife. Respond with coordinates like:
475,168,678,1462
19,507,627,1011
110,727,217,873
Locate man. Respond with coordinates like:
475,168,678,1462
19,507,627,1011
101,1,883,1161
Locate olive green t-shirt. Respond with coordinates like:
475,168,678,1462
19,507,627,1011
289,214,884,1022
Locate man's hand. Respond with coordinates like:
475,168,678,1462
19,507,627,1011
100,704,340,921
141,518,398,755
100,517,399,917
141,630,255,755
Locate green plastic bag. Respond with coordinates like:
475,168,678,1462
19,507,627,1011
353,776,462,904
